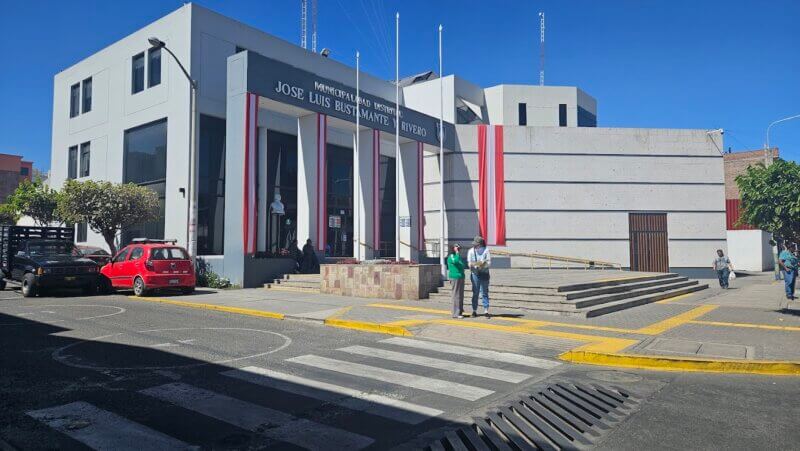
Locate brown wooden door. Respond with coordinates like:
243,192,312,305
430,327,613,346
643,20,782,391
629,213,669,272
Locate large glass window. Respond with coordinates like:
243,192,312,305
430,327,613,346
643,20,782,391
79,142,90,177
148,48,161,87
266,130,298,254
518,103,527,126
378,155,396,258
326,144,353,257
578,106,597,127
198,115,226,255
68,146,78,179
559,103,567,127
81,77,92,113
70,83,80,118
132,52,145,94
123,118,167,244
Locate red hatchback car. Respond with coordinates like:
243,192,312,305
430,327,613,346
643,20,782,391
100,239,195,296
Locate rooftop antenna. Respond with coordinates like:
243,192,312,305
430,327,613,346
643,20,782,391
311,0,318,52
539,11,545,86
300,0,307,49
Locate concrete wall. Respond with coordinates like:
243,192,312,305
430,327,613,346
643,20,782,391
423,126,726,271
726,230,773,272
483,85,596,127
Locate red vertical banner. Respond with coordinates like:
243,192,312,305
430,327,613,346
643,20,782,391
316,113,327,251
477,124,506,246
372,130,381,252
417,141,425,255
242,93,259,255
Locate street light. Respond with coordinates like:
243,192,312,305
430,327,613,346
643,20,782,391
765,113,800,150
148,37,199,259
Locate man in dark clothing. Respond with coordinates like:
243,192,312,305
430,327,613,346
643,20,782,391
300,239,320,274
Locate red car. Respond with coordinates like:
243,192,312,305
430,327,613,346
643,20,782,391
100,239,195,296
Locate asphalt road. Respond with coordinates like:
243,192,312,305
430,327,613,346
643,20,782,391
1,289,799,450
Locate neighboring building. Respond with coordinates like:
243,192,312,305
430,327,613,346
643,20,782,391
0,153,33,203
723,148,779,271
49,3,725,287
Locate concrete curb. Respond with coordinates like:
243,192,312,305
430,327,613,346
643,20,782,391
324,317,413,336
559,350,800,376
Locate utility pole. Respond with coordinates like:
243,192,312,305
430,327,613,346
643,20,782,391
539,12,545,86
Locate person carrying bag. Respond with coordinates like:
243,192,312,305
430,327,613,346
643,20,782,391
467,236,492,317
446,244,467,318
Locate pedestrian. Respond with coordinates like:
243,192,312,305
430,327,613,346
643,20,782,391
712,249,733,289
467,236,491,317
771,240,784,281
779,243,798,301
446,244,467,318
300,239,319,274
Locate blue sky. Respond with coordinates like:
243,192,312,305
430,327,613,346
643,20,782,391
1,0,798,171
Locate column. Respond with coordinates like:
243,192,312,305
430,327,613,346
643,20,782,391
353,129,380,260
296,113,327,252
398,141,421,261
257,127,268,252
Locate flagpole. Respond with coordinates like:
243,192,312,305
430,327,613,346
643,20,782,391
394,11,401,262
355,50,361,261
438,24,445,277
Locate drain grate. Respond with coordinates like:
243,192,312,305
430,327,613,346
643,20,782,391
425,383,639,451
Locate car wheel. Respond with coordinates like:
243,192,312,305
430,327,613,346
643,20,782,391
181,286,195,295
133,276,148,297
98,277,113,295
21,273,38,298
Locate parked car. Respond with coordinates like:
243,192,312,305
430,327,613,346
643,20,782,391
76,245,112,266
0,226,100,297
99,239,195,296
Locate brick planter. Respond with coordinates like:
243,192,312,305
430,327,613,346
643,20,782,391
320,263,441,300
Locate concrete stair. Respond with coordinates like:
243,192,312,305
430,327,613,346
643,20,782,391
428,272,708,317
263,273,321,293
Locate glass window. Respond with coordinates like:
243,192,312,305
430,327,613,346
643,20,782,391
265,130,298,255
81,77,92,113
577,106,597,127
79,142,90,177
148,48,161,87
70,83,80,117
378,155,396,258
112,247,130,263
198,115,227,255
128,247,144,260
150,247,189,260
123,118,167,245
132,52,145,94
76,223,87,242
559,104,567,127
20,167,29,176
68,146,78,179
518,103,527,126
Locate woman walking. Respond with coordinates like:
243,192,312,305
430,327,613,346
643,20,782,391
447,244,467,318
468,236,492,317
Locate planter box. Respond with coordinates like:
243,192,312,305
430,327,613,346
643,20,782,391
320,263,441,300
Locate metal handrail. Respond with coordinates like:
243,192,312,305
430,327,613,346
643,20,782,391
491,249,622,270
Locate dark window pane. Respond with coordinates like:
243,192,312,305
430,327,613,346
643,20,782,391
235,46,247,53
70,83,80,117
198,115,227,255
76,223,87,242
518,103,527,126
577,106,597,127
20,167,29,176
265,130,299,255
68,146,78,179
132,52,145,94
148,48,161,87
81,77,92,113
379,155,396,258
79,142,90,177
123,119,167,244
326,144,353,257
129,247,144,260
559,103,567,127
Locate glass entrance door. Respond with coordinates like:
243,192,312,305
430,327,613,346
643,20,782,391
326,144,354,257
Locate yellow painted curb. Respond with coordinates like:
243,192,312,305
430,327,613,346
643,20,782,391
127,296,285,320
323,318,412,336
559,350,800,376
635,304,718,335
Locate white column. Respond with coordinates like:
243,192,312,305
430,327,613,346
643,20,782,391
354,129,379,260
296,114,321,251
398,141,420,261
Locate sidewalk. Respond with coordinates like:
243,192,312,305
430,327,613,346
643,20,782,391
127,271,800,375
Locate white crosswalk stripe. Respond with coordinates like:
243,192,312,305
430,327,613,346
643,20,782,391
338,345,531,383
222,366,443,424
27,401,195,451
286,355,494,401
140,383,373,450
380,337,562,369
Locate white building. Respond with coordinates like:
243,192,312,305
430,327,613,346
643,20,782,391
50,3,726,287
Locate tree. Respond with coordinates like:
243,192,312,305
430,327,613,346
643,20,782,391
58,180,160,254
736,159,800,243
0,204,19,225
6,178,62,226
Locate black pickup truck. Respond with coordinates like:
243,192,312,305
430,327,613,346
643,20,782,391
0,226,100,297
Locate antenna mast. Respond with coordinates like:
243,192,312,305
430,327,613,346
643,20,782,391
311,0,318,52
539,11,545,86
301,0,307,49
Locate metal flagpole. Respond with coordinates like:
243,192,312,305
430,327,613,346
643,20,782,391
355,50,361,260
438,24,445,277
395,12,401,262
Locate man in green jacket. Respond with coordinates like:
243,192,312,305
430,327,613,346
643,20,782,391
447,244,467,318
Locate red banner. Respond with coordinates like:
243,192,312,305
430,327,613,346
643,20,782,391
477,124,506,246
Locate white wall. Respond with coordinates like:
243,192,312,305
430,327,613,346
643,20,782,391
483,85,596,127
726,230,773,271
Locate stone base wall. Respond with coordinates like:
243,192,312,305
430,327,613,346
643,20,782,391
320,264,441,300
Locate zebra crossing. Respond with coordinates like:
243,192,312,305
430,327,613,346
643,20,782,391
27,337,560,450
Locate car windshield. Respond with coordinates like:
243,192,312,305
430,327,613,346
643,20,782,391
150,247,189,260
27,241,79,257
80,247,109,256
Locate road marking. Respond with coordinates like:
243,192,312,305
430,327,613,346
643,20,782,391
367,303,450,315
655,293,696,304
27,401,194,450
380,337,562,369
338,345,530,383
150,343,180,348
635,304,718,335
127,296,285,320
689,320,800,332
222,366,442,424
286,355,494,401
140,383,373,450
323,317,412,336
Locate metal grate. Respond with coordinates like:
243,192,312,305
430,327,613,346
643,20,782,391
425,383,639,451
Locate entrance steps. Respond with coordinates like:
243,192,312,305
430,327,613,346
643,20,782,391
428,271,708,318
263,273,321,293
